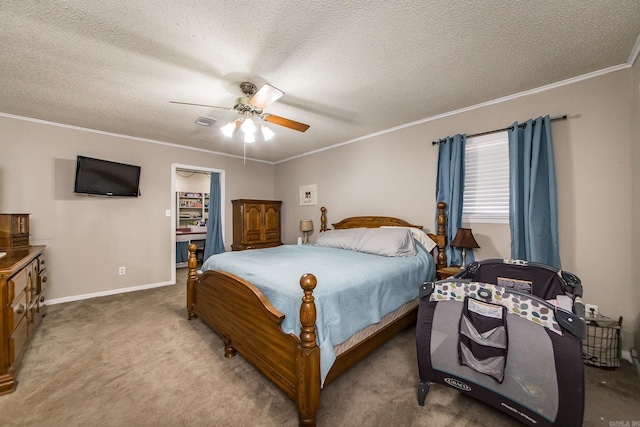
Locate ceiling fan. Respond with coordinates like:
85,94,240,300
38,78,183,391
170,82,310,141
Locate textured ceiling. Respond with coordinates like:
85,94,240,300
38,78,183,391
1,1,639,163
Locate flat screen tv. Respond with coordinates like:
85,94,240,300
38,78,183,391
74,155,141,197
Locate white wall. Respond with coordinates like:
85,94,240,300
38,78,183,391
275,68,637,351
175,170,210,194
0,116,275,302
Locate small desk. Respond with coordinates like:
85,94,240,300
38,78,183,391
176,229,207,267
436,266,463,280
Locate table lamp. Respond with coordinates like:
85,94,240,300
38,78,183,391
300,219,313,244
451,227,480,269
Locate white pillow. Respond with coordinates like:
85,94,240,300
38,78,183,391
315,227,416,257
380,226,437,252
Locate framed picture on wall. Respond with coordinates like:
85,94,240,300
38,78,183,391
299,184,317,205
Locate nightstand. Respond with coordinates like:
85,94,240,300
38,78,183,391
436,266,463,280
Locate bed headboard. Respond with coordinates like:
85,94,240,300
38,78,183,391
318,203,448,270
331,216,422,230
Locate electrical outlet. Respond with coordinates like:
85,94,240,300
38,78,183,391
118,266,126,275
585,303,598,317
165,209,171,217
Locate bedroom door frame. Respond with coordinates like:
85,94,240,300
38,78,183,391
170,163,226,284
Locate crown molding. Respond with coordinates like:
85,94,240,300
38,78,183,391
0,112,274,165
277,59,634,164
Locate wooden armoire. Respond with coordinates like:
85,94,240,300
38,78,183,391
231,199,282,251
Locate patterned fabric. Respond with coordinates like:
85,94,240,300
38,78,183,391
459,297,508,382
429,281,563,335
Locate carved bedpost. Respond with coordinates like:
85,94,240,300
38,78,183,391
320,207,327,232
436,202,447,270
297,273,320,427
187,243,198,320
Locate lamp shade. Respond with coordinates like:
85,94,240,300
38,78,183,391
451,228,480,249
300,219,313,232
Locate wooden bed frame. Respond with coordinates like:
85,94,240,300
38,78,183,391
186,202,447,426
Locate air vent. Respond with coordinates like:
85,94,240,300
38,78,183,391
194,116,216,126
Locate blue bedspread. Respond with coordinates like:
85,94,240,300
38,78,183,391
201,243,435,384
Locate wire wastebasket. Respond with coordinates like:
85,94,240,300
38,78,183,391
582,315,622,368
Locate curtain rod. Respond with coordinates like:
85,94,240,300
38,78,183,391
431,114,568,145
176,170,211,177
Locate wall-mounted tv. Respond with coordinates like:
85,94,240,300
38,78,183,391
74,155,141,197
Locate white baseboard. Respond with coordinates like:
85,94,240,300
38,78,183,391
45,280,175,305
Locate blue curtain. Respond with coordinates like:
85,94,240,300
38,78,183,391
176,241,189,263
204,172,225,260
508,115,561,268
435,134,473,266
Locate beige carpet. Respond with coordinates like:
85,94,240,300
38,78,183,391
1,269,638,426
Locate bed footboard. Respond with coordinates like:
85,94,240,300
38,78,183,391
186,244,321,426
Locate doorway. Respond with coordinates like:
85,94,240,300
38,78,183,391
171,163,225,285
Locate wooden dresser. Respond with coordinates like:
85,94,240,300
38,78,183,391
231,199,282,251
0,246,48,395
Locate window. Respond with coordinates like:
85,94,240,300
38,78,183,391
462,131,509,224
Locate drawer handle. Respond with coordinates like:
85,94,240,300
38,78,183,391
17,304,25,314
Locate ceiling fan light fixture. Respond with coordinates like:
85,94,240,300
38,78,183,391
261,124,275,141
241,118,256,134
220,122,236,137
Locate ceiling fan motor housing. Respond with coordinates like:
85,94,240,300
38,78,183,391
239,82,257,96
234,96,262,116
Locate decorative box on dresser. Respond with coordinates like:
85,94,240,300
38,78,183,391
231,199,282,251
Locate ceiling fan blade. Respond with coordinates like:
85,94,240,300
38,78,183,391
263,114,310,132
169,101,233,111
249,84,284,109
232,119,242,135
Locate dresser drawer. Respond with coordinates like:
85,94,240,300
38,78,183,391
0,235,30,249
38,254,46,271
8,267,28,303
9,317,29,366
37,267,48,296
37,289,47,316
9,291,28,333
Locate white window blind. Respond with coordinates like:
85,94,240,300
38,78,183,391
462,131,510,223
